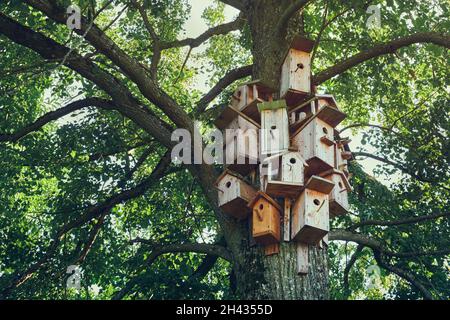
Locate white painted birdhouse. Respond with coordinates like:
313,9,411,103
280,36,315,107
258,100,290,155
216,170,256,219
291,175,334,245
291,117,335,175
320,169,352,217
260,151,308,197
224,127,259,176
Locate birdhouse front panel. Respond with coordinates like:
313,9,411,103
260,108,289,155
224,129,259,176
292,118,334,175
252,197,281,245
231,85,255,111
281,152,305,185
322,171,350,217
217,173,256,219
280,49,311,106
291,189,330,245
223,115,259,143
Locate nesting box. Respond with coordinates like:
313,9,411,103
335,140,351,176
291,116,335,175
258,100,289,155
291,175,334,245
248,191,282,245
260,151,308,197
216,170,256,219
315,94,346,127
320,169,352,217
224,127,259,176
280,36,315,107
231,81,274,122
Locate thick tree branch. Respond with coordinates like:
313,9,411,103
330,229,445,299
343,244,364,299
373,250,434,300
276,0,312,35
313,32,450,85
330,229,450,259
130,239,232,261
0,98,114,143
352,151,446,186
113,238,230,299
160,13,246,50
349,212,449,231
218,0,246,11
24,0,193,130
0,12,173,148
196,65,253,114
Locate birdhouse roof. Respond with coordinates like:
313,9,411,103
305,175,335,194
242,79,277,94
316,94,339,110
290,35,315,53
319,169,352,191
247,191,282,212
257,100,287,112
215,169,245,186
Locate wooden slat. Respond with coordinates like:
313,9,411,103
296,242,309,275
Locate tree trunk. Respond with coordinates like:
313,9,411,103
226,0,329,300
233,242,329,299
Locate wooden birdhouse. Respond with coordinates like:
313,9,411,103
260,151,308,197
216,170,256,219
291,175,334,245
320,169,352,217
258,100,290,155
224,127,259,176
248,191,282,245
231,81,274,122
280,36,315,107
334,138,351,176
291,116,335,176
315,94,346,127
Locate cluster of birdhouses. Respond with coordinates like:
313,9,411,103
214,35,353,274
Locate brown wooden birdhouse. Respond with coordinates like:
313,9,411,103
260,151,308,197
291,116,335,176
231,81,274,122
216,170,256,219
280,36,315,107
224,127,259,176
291,175,334,245
258,100,290,155
320,169,352,217
248,191,282,245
